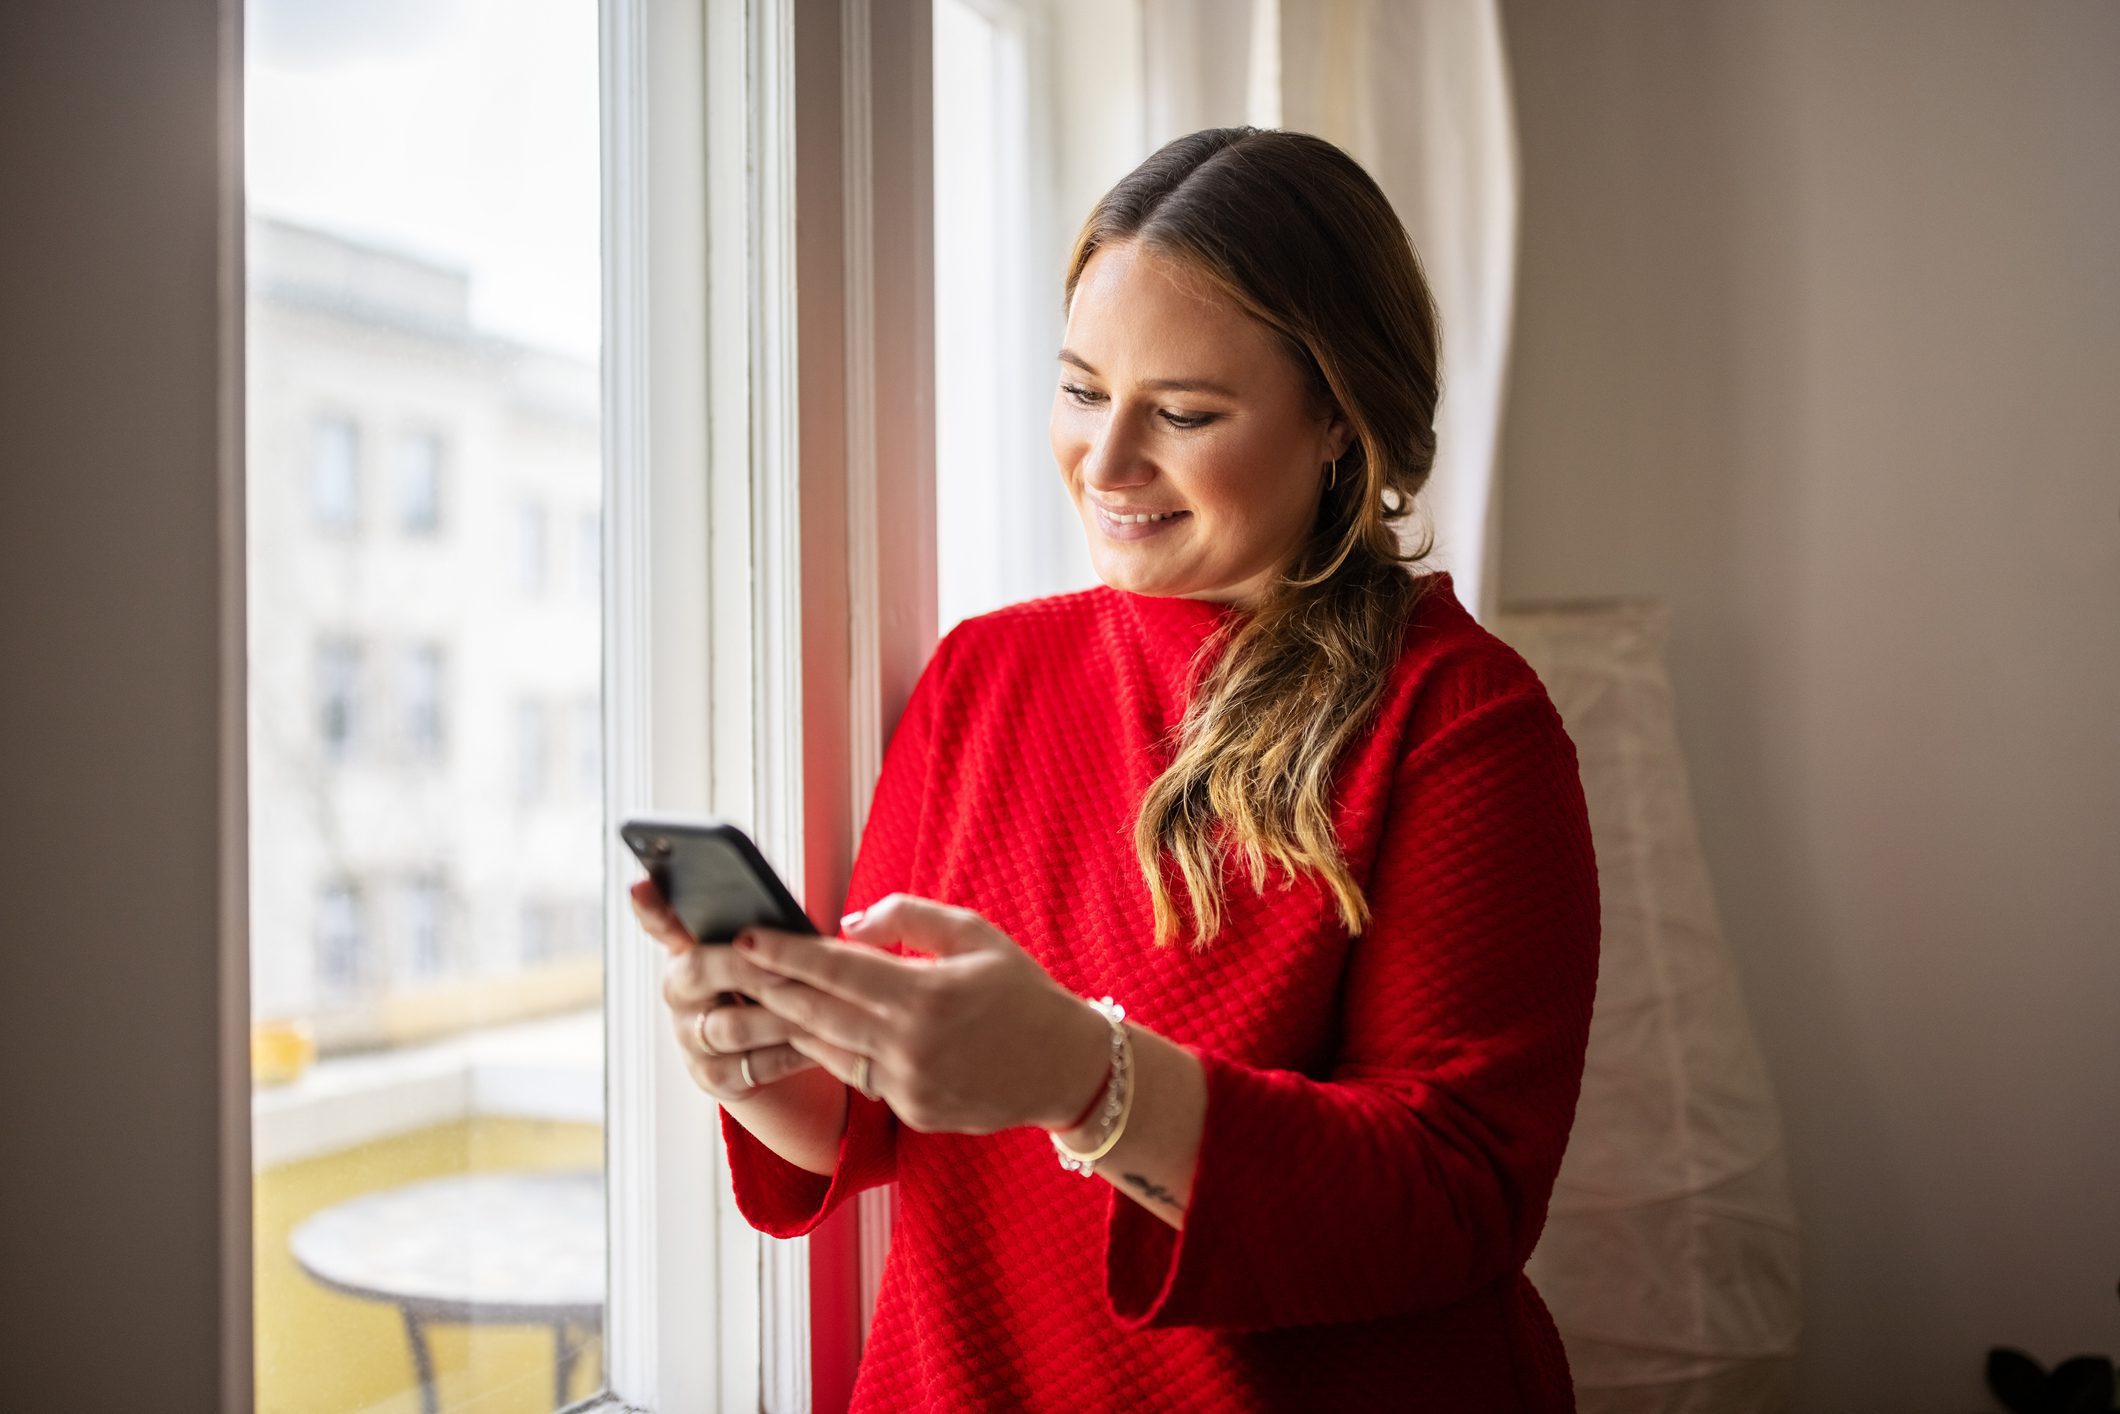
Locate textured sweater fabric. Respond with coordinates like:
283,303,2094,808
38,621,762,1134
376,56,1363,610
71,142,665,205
720,570,1602,1412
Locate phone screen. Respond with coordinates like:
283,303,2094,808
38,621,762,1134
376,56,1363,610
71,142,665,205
620,816,818,943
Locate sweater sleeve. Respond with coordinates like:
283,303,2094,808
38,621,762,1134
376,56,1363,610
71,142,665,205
1103,687,1601,1330
719,627,959,1238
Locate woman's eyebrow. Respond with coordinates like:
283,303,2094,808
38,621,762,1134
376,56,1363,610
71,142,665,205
1057,348,1239,398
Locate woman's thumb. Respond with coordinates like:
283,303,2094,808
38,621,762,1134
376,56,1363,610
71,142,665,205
841,893,991,957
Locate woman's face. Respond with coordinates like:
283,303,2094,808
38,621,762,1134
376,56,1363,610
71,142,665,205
1050,239,1352,607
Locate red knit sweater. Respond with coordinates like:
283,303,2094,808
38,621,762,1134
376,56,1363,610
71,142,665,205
721,570,1601,1412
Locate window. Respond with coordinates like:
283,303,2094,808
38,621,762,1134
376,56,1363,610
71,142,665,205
316,636,361,760
247,3,611,1407
310,414,360,530
401,874,448,979
316,880,366,999
401,642,445,762
236,2,932,1407
934,0,1084,632
397,429,443,533
516,499,548,593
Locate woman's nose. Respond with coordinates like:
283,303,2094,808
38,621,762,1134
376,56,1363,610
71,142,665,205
1079,417,1149,490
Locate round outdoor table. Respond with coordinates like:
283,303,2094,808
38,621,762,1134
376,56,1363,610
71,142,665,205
289,1169,604,1414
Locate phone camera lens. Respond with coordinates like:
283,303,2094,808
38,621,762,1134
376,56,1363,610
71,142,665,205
648,836,672,858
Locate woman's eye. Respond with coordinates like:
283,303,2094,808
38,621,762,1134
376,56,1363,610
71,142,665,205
1060,383,1216,431
1160,411,1215,430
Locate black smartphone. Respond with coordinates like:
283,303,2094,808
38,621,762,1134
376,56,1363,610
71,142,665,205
619,814,822,944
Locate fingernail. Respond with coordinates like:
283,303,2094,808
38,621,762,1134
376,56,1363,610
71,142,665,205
839,909,866,932
734,932,758,952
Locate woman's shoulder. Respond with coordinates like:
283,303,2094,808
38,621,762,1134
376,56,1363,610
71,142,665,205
949,584,1110,636
931,585,1114,666
901,588,1113,720
1389,571,1558,743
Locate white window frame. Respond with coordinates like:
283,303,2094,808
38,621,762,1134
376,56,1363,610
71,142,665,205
594,1,933,1411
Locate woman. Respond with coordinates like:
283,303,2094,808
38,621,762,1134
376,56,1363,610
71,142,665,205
634,126,1600,1412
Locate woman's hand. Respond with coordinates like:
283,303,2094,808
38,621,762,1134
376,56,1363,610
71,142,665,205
735,893,1110,1137
631,878,826,1102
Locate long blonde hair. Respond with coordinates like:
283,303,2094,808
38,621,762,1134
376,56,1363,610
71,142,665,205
1062,128,1446,950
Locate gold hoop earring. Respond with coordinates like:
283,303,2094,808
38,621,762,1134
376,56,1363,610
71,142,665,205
1326,455,1339,491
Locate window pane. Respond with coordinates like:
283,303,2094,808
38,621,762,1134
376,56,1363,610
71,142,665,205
311,415,361,529
934,0,1088,631
402,873,451,980
316,880,367,998
316,635,362,760
402,642,446,761
398,429,445,533
245,2,607,1408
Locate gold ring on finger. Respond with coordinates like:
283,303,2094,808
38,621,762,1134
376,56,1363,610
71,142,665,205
696,1011,720,1056
739,1052,758,1090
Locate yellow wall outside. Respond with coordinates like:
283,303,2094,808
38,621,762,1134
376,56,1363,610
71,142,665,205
255,1117,605,1414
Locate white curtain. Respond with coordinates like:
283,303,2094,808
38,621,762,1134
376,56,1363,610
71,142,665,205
1135,0,1520,624
948,0,1518,623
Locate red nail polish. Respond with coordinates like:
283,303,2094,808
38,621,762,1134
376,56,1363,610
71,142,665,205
734,932,757,952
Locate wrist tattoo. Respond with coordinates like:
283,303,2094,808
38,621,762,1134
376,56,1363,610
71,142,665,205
1122,1172,1185,1211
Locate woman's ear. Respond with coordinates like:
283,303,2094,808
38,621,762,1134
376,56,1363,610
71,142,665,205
1326,412,1355,465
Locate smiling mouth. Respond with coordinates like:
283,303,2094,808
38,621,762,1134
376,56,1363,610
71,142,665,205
1092,503,1191,541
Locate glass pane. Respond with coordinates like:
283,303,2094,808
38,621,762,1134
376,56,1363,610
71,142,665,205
933,0,1092,632
244,2,607,1409
398,431,446,534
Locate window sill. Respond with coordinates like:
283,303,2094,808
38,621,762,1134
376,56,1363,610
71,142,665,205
252,1006,600,1169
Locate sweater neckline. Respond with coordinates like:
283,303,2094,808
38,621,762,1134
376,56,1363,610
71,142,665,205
1104,570,1462,690
1107,586,1249,643
1103,569,1458,645
1103,586,1250,698
1107,570,1457,622
1110,586,1246,627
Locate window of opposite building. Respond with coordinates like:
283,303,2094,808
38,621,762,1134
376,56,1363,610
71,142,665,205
402,642,445,762
310,413,360,531
397,429,444,534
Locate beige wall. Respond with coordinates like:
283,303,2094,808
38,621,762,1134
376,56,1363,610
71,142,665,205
1498,1,2119,1408
0,1,245,1408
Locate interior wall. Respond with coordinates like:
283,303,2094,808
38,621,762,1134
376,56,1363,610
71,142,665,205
1495,2,2120,1409
0,1,244,1408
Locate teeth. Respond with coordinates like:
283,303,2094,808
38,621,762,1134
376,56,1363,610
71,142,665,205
1105,509,1183,524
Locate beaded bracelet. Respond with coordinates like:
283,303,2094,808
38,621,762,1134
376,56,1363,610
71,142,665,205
1051,996,1133,1176
1061,1061,1113,1133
